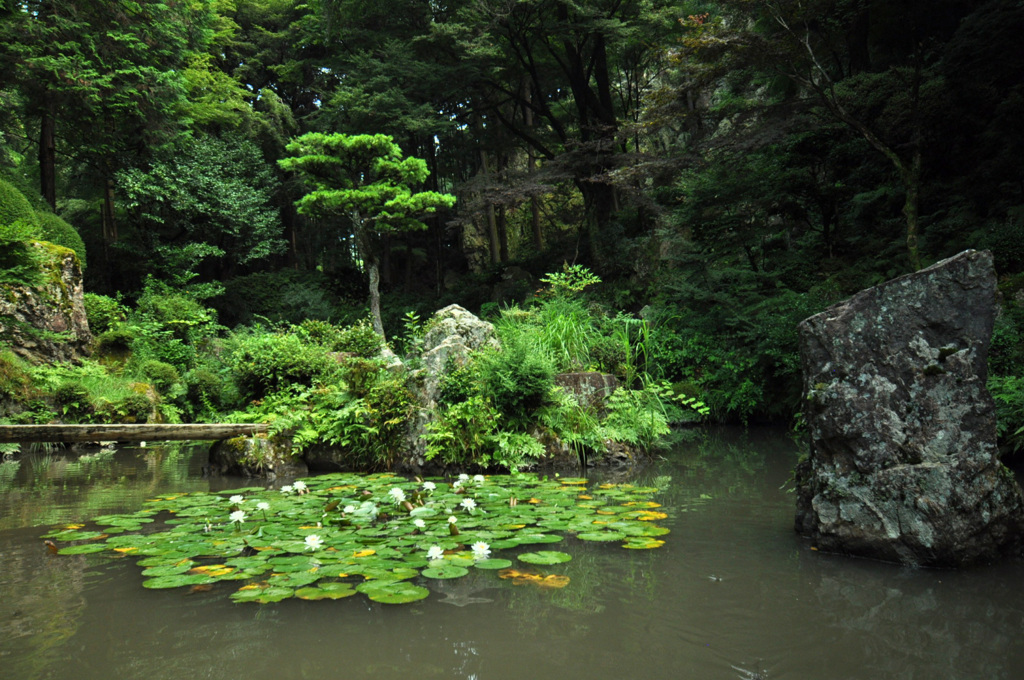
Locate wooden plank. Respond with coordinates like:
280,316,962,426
0,423,269,443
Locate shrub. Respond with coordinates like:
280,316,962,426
230,330,337,400
0,350,33,401
83,293,125,334
0,220,44,287
96,328,135,353
185,368,223,408
0,178,38,230
139,360,180,393
477,339,555,427
95,392,152,423
36,212,86,269
333,318,383,357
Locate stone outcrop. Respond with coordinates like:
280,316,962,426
0,242,91,363
555,372,619,412
405,305,500,468
795,250,1024,567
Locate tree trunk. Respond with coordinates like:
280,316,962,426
39,104,57,210
102,177,118,243
368,256,385,338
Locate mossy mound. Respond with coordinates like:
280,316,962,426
36,212,86,269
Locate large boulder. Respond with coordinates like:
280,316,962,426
0,242,91,363
405,305,500,467
795,249,1024,567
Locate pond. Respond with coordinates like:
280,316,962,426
2,429,1024,680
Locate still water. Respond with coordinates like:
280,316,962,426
2,429,1024,680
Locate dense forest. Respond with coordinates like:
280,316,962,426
1,1,1022,464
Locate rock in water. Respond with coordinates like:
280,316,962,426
795,250,1024,567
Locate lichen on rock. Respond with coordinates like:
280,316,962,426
795,249,1024,567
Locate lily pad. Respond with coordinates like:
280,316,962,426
57,543,109,555
517,550,573,565
421,564,470,579
230,585,294,603
356,580,430,604
295,583,357,600
142,573,216,589
472,558,513,570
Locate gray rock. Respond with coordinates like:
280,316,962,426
795,249,1024,567
0,242,91,363
406,305,501,467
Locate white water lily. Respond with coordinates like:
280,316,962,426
229,510,246,524
460,498,477,512
452,480,463,492
413,518,426,529
458,473,470,482
304,534,324,551
471,541,491,560
426,545,445,561
447,515,458,524
473,474,485,485
343,505,356,514
229,495,245,504
422,481,436,492
280,485,293,494
388,487,406,504
256,502,270,511
293,480,308,492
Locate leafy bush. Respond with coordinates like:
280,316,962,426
0,178,38,230
36,211,86,269
333,318,383,357
96,328,135,353
83,293,125,334
229,330,337,400
0,220,44,287
424,395,500,467
477,339,555,427
139,360,180,393
0,350,33,402
991,375,1024,454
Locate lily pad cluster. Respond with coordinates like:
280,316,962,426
44,472,670,604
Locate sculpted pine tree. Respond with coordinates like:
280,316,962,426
279,133,456,337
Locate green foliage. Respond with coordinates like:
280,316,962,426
228,330,337,401
0,349,33,402
83,293,125,334
29,360,156,424
539,263,602,297
35,212,86,269
332,319,384,357
0,220,44,288
476,340,555,428
601,387,671,453
96,329,135,354
0,178,38,230
424,395,501,467
991,375,1024,454
139,360,180,393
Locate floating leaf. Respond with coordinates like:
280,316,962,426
472,558,513,570
230,585,294,603
517,551,572,565
295,583,356,600
421,564,470,579
357,581,430,604
576,532,626,542
57,543,109,555
142,573,216,589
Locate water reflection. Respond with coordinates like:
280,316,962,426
1,431,1023,680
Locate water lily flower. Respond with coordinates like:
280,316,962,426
256,502,270,511
229,495,245,504
343,505,356,514
458,473,470,482
473,474,485,485
447,515,458,524
229,510,246,526
452,480,463,492
422,481,436,492
460,498,477,512
471,541,491,560
388,487,406,504
293,480,308,493
304,534,324,551
413,518,426,529
280,485,293,494
426,545,445,561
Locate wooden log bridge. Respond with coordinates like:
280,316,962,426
0,423,268,444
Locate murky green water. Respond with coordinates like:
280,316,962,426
2,430,1024,680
